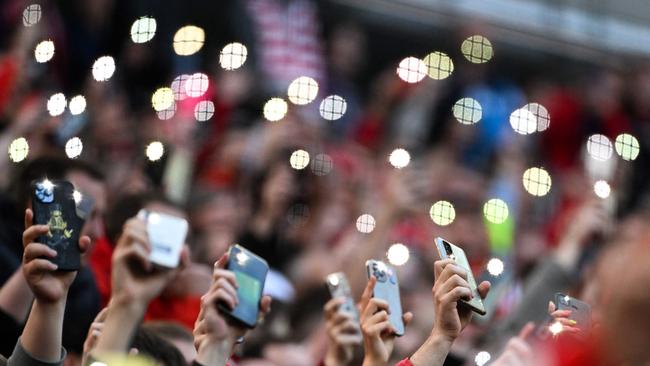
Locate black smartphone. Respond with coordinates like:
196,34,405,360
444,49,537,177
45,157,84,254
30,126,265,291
31,179,85,271
222,245,269,328
554,293,591,333
326,272,359,320
365,260,405,336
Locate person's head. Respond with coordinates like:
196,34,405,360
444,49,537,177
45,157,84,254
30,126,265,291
130,327,186,366
141,322,196,364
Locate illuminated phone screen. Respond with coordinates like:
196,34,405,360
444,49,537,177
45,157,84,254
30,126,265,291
235,270,262,321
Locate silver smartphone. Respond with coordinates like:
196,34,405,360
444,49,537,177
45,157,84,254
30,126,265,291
365,260,405,336
326,272,359,320
140,210,188,268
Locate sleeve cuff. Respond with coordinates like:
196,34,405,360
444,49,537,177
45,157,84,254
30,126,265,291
7,339,66,366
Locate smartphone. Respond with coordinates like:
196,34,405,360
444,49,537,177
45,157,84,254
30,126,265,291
434,237,486,315
222,245,269,328
326,272,359,320
554,293,591,333
140,210,188,268
365,260,405,336
31,179,85,271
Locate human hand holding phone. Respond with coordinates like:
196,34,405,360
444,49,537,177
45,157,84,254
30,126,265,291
323,297,362,366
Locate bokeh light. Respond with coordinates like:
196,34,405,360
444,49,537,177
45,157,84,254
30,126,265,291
194,100,215,122
483,198,509,224
130,16,157,43
487,258,504,276
22,4,41,27
356,214,376,234
65,137,83,159
287,76,319,105
173,25,205,56
614,133,640,161
157,102,177,120
461,35,493,63
311,153,333,176
47,93,67,116
92,56,116,82
263,98,288,122
151,87,174,111
396,56,427,83
8,137,29,163
509,108,537,135
522,167,552,197
319,95,347,121
171,74,190,101
430,201,456,226
184,73,209,98
594,180,611,199
387,243,410,266
453,97,482,125
389,148,410,169
422,51,454,80
475,351,491,366
219,42,248,70
549,321,563,336
73,190,83,205
586,134,613,161
524,102,550,132
145,141,164,161
290,149,310,170
34,40,55,63
69,95,86,115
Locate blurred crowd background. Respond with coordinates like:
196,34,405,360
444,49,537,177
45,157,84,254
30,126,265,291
0,0,649,365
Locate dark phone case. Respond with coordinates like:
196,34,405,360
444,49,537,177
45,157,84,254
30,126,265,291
31,180,84,271
555,293,591,333
366,260,405,336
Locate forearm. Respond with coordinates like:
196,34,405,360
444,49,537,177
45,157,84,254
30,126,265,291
408,333,453,366
93,300,146,353
21,299,66,362
0,268,35,322
195,340,233,366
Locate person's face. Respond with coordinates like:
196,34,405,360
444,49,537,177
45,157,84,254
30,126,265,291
65,171,107,241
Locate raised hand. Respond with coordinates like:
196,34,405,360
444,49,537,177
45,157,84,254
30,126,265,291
323,297,362,366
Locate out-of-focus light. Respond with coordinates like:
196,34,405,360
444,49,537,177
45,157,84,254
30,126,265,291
41,179,54,191
311,153,333,176
453,97,482,125
8,137,29,163
146,141,164,161
47,93,67,116
475,351,491,366
396,57,427,83
327,274,340,286
319,95,347,121
356,214,376,234
34,40,54,63
184,72,209,98
509,108,537,135
389,148,410,169
73,190,83,205
483,198,509,224
287,76,319,105
92,56,116,82
523,102,550,132
461,35,493,63
151,87,174,111
487,258,504,276
235,251,249,264
173,25,205,56
614,133,640,161
422,51,454,80
594,180,611,199
194,100,215,122
157,102,176,120
68,95,86,115
263,98,288,122
171,74,190,101
23,4,41,27
586,134,613,161
65,137,83,159
522,167,552,197
387,243,410,266
130,16,157,43
549,321,563,336
430,201,456,226
290,149,310,170
219,42,248,70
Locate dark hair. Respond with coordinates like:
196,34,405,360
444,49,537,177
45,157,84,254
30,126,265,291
131,327,186,366
141,321,194,343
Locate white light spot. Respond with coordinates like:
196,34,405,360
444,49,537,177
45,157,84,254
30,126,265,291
453,97,482,125
327,274,340,286
173,25,205,56
235,251,249,264
311,153,333,176
41,179,54,191
423,51,454,80
486,258,504,276
68,95,86,115
73,190,83,205
475,351,491,366
151,87,174,111
65,137,83,159
509,108,537,135
219,42,248,70
549,321,563,336
586,134,613,161
8,137,29,163
22,4,41,27
146,141,164,161
287,76,319,105
356,214,376,234
47,93,67,116
157,102,176,120
34,40,55,63
290,149,310,170
461,35,493,63
171,74,190,101
184,72,209,98
387,243,410,266
522,167,552,197
319,95,347,121
594,180,611,199
430,201,456,226
92,56,116,82
389,148,410,169
130,16,157,43
263,98,288,122
194,100,215,121
483,198,509,224
524,102,550,132
396,56,427,83
614,133,640,161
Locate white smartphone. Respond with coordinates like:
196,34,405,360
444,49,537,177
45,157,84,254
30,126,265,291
140,210,188,268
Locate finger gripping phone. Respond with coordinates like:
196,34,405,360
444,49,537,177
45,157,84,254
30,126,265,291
365,260,405,336
31,179,85,271
326,272,359,320
223,245,269,328
434,237,486,315
555,293,591,333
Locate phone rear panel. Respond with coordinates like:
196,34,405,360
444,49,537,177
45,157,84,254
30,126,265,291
367,260,405,335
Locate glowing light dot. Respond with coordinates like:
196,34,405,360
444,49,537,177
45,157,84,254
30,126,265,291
173,25,205,56
130,16,157,43
290,149,310,170
327,274,340,286
157,103,176,120
430,201,456,226
614,133,640,161
34,40,55,63
73,190,83,204
389,148,410,169
263,98,288,122
91,56,116,82
151,87,174,112
483,198,509,224
522,167,552,197
184,72,209,98
68,95,86,115
65,137,83,159
287,76,319,105
219,42,248,70
8,137,29,163
41,179,54,191
594,180,611,199
461,35,493,63
549,321,563,336
524,102,550,132
22,4,41,27
486,258,504,276
396,57,427,83
356,214,376,234
509,108,537,135
146,141,164,161
475,351,491,366
387,243,410,266
194,100,215,122
319,95,347,121
311,153,333,176
171,74,190,101
47,93,67,117
586,134,613,161
453,97,482,125
423,52,454,80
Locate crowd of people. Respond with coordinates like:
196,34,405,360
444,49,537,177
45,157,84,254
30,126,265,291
1,0,649,365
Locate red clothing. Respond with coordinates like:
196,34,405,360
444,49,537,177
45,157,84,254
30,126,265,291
396,359,413,366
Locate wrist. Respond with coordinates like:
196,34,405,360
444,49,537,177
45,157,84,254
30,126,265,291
408,332,454,366
195,338,233,366
323,349,345,366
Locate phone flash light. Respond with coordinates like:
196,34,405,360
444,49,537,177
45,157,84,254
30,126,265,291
549,321,563,336
235,251,249,264
328,274,340,286
148,213,161,224
564,295,571,303
72,190,83,204
41,179,54,191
